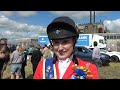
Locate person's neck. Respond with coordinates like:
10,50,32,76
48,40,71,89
58,54,73,61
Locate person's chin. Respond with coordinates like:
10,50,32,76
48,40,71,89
58,55,68,60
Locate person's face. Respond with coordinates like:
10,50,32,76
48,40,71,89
52,37,75,60
0,40,7,45
0,50,5,58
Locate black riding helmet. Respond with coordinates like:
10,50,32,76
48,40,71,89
47,16,79,40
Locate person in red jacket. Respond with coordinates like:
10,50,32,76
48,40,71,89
34,16,99,79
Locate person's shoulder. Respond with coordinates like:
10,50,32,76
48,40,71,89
77,57,95,66
37,59,44,65
12,50,16,53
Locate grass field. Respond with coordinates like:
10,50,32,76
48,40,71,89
2,59,120,79
98,62,120,79
3,59,33,79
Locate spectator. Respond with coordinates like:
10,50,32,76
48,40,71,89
92,41,100,60
0,38,10,79
42,44,48,55
92,41,101,67
31,45,42,76
21,46,28,79
42,45,54,60
9,45,25,79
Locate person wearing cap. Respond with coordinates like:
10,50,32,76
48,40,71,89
33,16,99,79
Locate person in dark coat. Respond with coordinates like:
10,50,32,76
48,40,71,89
31,45,42,76
0,38,10,79
21,46,28,79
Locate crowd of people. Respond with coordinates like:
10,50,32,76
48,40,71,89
0,38,54,79
0,16,101,79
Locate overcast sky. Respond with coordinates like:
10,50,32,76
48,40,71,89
0,11,120,43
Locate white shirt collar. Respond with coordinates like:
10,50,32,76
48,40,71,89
58,54,73,63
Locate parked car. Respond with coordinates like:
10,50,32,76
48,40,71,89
74,46,110,67
100,48,120,62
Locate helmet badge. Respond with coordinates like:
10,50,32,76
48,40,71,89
56,30,60,34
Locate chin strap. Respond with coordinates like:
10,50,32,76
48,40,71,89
72,54,78,65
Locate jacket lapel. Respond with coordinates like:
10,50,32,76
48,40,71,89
62,61,74,79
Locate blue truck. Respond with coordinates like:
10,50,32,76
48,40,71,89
38,36,50,46
76,34,106,49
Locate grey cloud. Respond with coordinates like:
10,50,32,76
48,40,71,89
1,11,120,42
51,11,120,33
50,11,109,19
31,34,40,38
0,15,46,40
104,19,120,33
0,11,16,16
0,11,37,17
17,11,37,17
0,15,46,32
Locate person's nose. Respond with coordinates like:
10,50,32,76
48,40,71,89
58,44,64,50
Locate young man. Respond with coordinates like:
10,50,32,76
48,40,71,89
92,41,101,67
92,41,100,60
33,16,99,79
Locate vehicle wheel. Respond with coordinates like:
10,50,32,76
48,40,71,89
94,59,102,67
111,55,119,62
